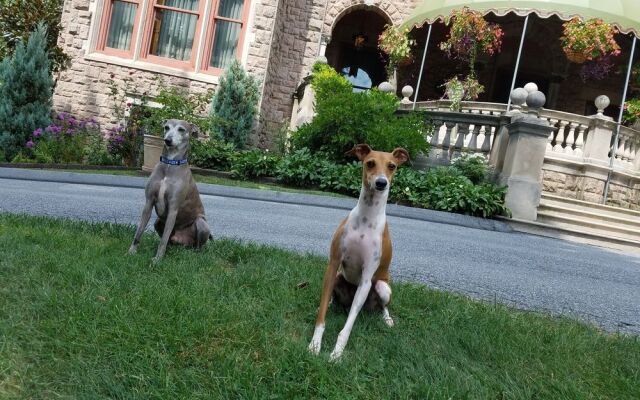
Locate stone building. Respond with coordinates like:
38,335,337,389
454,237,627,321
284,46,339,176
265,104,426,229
53,0,419,148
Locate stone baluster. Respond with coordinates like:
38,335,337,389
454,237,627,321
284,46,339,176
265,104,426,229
546,118,559,152
468,124,481,152
480,126,493,153
453,122,469,158
553,120,569,152
441,121,456,161
563,123,577,154
573,124,587,157
616,136,627,164
624,138,633,165
431,118,443,147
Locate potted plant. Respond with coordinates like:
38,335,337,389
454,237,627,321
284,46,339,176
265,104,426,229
560,18,620,64
439,7,503,77
378,24,415,79
623,98,640,128
439,8,500,110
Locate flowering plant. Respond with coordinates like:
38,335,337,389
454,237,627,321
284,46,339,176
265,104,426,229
378,24,415,74
623,98,640,125
443,76,485,111
25,113,100,163
560,18,620,63
439,7,503,67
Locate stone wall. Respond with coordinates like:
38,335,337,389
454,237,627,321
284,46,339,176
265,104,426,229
542,168,640,210
53,0,278,137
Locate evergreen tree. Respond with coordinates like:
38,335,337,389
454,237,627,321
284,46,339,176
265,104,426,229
210,60,260,149
0,23,53,161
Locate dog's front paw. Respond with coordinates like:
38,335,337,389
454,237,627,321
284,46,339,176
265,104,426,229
384,316,395,327
151,255,163,265
329,347,344,362
127,246,137,255
308,339,322,355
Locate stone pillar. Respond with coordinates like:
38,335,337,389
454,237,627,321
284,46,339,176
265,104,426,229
583,95,614,166
501,90,555,221
489,88,527,178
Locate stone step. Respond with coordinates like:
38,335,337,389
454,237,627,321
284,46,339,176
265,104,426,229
503,217,640,255
535,211,640,242
537,203,640,231
540,193,640,220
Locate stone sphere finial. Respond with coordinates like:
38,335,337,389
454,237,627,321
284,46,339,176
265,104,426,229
524,82,538,93
595,95,610,116
510,87,528,107
378,81,394,93
401,85,414,104
526,90,546,115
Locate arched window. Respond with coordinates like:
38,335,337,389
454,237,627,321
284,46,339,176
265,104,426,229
341,67,372,92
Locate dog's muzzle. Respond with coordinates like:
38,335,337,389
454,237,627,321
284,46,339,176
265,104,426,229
375,177,388,191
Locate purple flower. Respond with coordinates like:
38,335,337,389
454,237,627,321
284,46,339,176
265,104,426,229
25,140,34,149
45,125,54,133
33,128,43,138
66,128,76,136
57,113,65,121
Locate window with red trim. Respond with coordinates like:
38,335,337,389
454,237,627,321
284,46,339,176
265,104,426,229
96,0,250,73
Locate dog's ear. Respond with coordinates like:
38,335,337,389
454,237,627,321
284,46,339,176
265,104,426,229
392,148,409,166
189,123,200,138
161,120,168,129
345,144,372,161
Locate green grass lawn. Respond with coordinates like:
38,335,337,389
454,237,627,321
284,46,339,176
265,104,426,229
1,214,639,399
45,168,348,198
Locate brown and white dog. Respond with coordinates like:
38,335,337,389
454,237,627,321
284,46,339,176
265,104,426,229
308,144,409,360
128,119,211,262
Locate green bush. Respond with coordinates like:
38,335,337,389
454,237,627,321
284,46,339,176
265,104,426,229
452,153,491,184
210,60,260,148
0,23,53,162
231,150,280,179
190,138,237,171
290,63,430,161
138,87,212,135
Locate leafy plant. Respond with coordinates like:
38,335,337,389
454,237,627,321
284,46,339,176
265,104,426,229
231,149,280,179
210,60,260,148
439,7,503,70
291,64,430,161
623,98,640,125
21,113,99,164
190,138,237,171
451,153,491,185
443,76,485,110
0,0,69,73
140,86,212,136
561,18,620,63
0,23,53,161
378,24,416,75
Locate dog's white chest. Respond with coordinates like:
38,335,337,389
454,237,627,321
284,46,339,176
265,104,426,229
156,177,169,217
340,213,384,284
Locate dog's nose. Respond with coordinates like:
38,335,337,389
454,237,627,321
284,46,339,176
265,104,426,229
164,138,173,146
375,178,388,191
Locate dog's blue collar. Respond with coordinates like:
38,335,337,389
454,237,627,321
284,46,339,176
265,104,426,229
160,156,188,166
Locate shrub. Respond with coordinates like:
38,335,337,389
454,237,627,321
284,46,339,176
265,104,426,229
290,64,430,161
0,0,69,73
138,87,212,136
451,153,491,184
22,113,99,164
0,23,53,161
210,60,260,148
231,150,280,179
190,139,237,171
85,129,121,166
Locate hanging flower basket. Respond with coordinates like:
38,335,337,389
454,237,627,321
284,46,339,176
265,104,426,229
378,24,415,75
565,49,588,64
398,56,414,67
560,18,620,64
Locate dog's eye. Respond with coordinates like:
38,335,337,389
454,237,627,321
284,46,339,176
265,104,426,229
178,127,186,133
388,163,396,171
366,160,376,168
164,125,170,131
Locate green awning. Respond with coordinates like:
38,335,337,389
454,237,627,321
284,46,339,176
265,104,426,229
402,0,640,36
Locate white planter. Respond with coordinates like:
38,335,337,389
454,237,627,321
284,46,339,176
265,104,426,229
143,134,164,172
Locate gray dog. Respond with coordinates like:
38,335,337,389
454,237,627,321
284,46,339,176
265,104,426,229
128,119,211,261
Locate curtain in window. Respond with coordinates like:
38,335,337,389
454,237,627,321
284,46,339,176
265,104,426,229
106,1,137,50
209,0,244,69
151,0,199,61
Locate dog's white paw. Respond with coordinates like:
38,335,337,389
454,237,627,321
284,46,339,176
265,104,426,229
151,255,162,265
127,246,137,255
308,339,322,355
329,347,343,362
384,316,395,327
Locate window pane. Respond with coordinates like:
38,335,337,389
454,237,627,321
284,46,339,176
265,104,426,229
217,0,243,20
106,1,137,50
209,21,240,69
150,9,198,61
157,0,199,11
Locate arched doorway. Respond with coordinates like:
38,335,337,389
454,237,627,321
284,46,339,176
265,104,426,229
326,8,389,90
